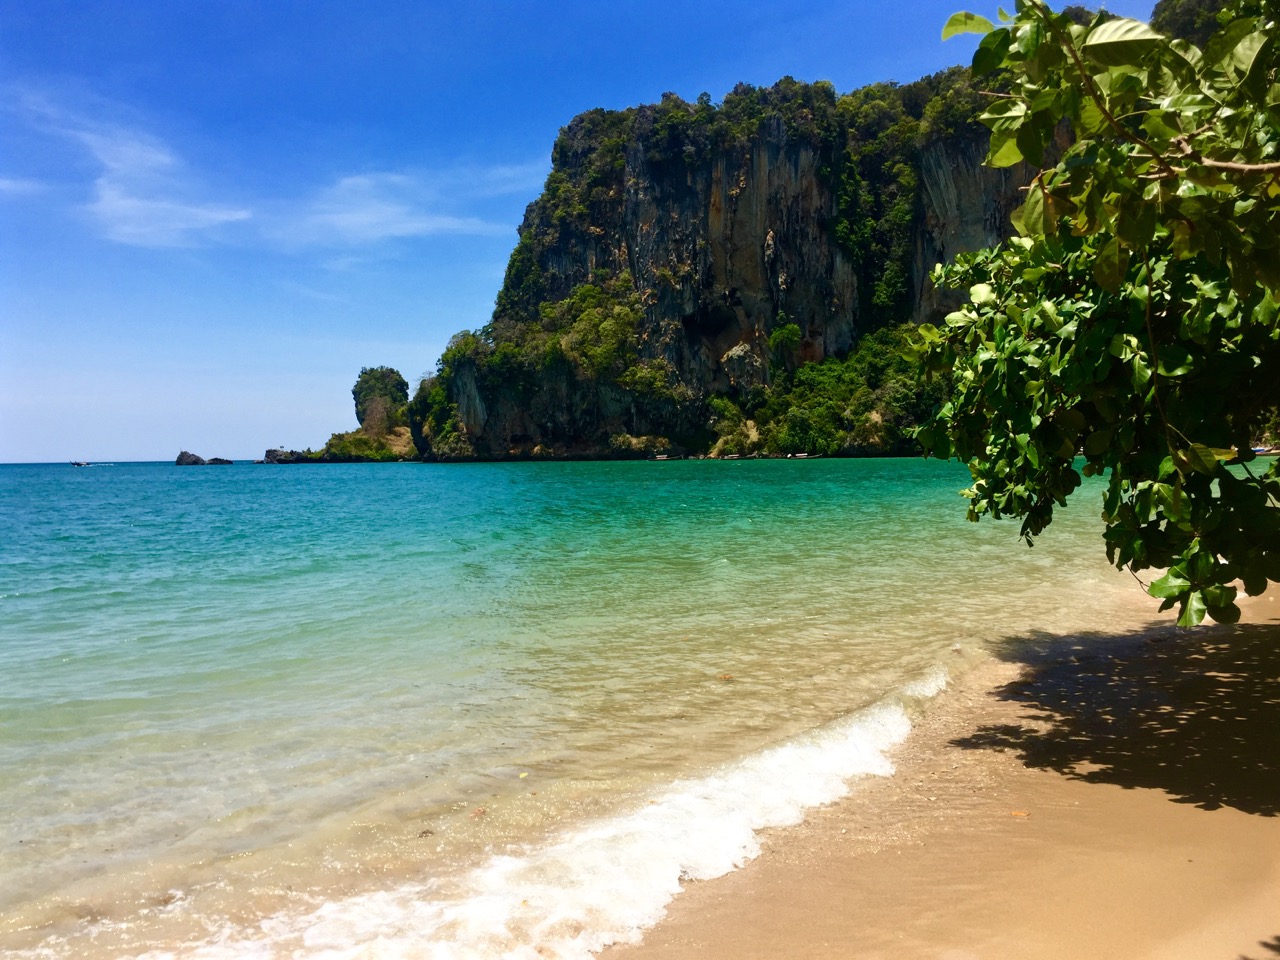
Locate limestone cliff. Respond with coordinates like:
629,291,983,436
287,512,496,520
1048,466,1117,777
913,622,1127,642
914,135,1035,320
529,115,857,394
413,72,1039,460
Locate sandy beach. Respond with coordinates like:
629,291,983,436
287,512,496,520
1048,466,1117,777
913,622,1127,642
606,593,1280,960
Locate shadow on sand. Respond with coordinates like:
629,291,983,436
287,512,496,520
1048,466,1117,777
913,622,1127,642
1240,934,1280,960
950,618,1280,817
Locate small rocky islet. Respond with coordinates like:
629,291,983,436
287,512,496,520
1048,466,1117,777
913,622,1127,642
175,451,232,466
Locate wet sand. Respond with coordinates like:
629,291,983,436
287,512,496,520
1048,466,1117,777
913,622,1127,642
605,593,1280,960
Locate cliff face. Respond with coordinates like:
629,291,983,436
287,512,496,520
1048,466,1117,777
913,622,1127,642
537,114,857,394
418,76,1038,459
913,135,1034,320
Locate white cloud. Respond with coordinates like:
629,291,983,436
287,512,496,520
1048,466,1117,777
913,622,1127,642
12,88,544,253
16,92,251,247
88,183,251,247
76,130,250,247
278,171,509,247
0,176,47,195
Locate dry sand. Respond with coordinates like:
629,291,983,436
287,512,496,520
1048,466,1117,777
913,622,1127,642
605,594,1280,960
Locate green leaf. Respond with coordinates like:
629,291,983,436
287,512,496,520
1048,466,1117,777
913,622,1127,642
1020,184,1053,238
972,27,1012,75
1178,589,1208,627
1202,583,1238,609
982,98,1028,125
1131,357,1151,389
1081,18,1164,67
1010,202,1028,237
1206,601,1241,625
1180,443,1232,475
970,283,998,305
1083,429,1113,456
1078,97,1107,135
1109,333,1137,360
1157,346,1193,376
943,11,994,40
1148,569,1190,599
1093,238,1129,292
1194,442,1238,465
1204,19,1258,73
1016,122,1047,166
1159,93,1215,113
987,132,1026,168
1233,33,1272,95
1167,38,1202,71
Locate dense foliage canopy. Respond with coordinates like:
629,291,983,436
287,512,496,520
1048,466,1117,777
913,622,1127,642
1151,0,1230,47
709,324,950,457
917,0,1280,624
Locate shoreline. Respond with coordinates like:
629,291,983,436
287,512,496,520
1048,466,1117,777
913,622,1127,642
604,594,1280,960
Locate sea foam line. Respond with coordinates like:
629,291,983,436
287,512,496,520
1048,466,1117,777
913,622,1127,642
141,680,941,960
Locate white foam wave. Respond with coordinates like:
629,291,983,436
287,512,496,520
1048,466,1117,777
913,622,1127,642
901,665,949,699
136,673,958,960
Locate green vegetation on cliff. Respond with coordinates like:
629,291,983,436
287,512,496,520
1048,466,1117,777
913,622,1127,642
710,324,950,457
832,71,987,322
411,69,1002,460
1150,0,1228,46
352,366,409,432
410,273,689,458
405,3,1254,464
294,366,416,462
501,70,988,335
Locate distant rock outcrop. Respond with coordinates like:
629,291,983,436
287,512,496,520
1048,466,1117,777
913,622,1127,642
262,448,303,464
176,451,232,465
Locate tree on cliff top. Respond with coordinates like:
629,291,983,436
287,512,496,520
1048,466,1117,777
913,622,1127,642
1151,0,1229,47
352,366,408,428
916,0,1280,625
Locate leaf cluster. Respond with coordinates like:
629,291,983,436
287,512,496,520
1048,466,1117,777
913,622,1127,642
922,0,1280,624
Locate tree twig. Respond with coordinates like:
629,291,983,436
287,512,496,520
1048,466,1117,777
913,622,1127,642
1033,3,1182,181
1172,136,1280,173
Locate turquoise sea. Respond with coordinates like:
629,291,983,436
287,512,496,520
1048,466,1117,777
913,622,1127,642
0,459,1153,958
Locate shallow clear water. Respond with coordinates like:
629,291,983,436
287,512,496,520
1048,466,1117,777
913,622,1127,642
0,459,1153,957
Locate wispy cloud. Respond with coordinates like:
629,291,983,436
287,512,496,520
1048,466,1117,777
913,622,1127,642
282,172,506,246
446,160,549,199
273,161,547,249
75,126,250,247
0,176,47,196
16,91,250,247
86,183,250,246
11,88,546,254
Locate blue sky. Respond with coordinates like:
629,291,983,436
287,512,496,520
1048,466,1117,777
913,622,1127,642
1,0,1154,462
